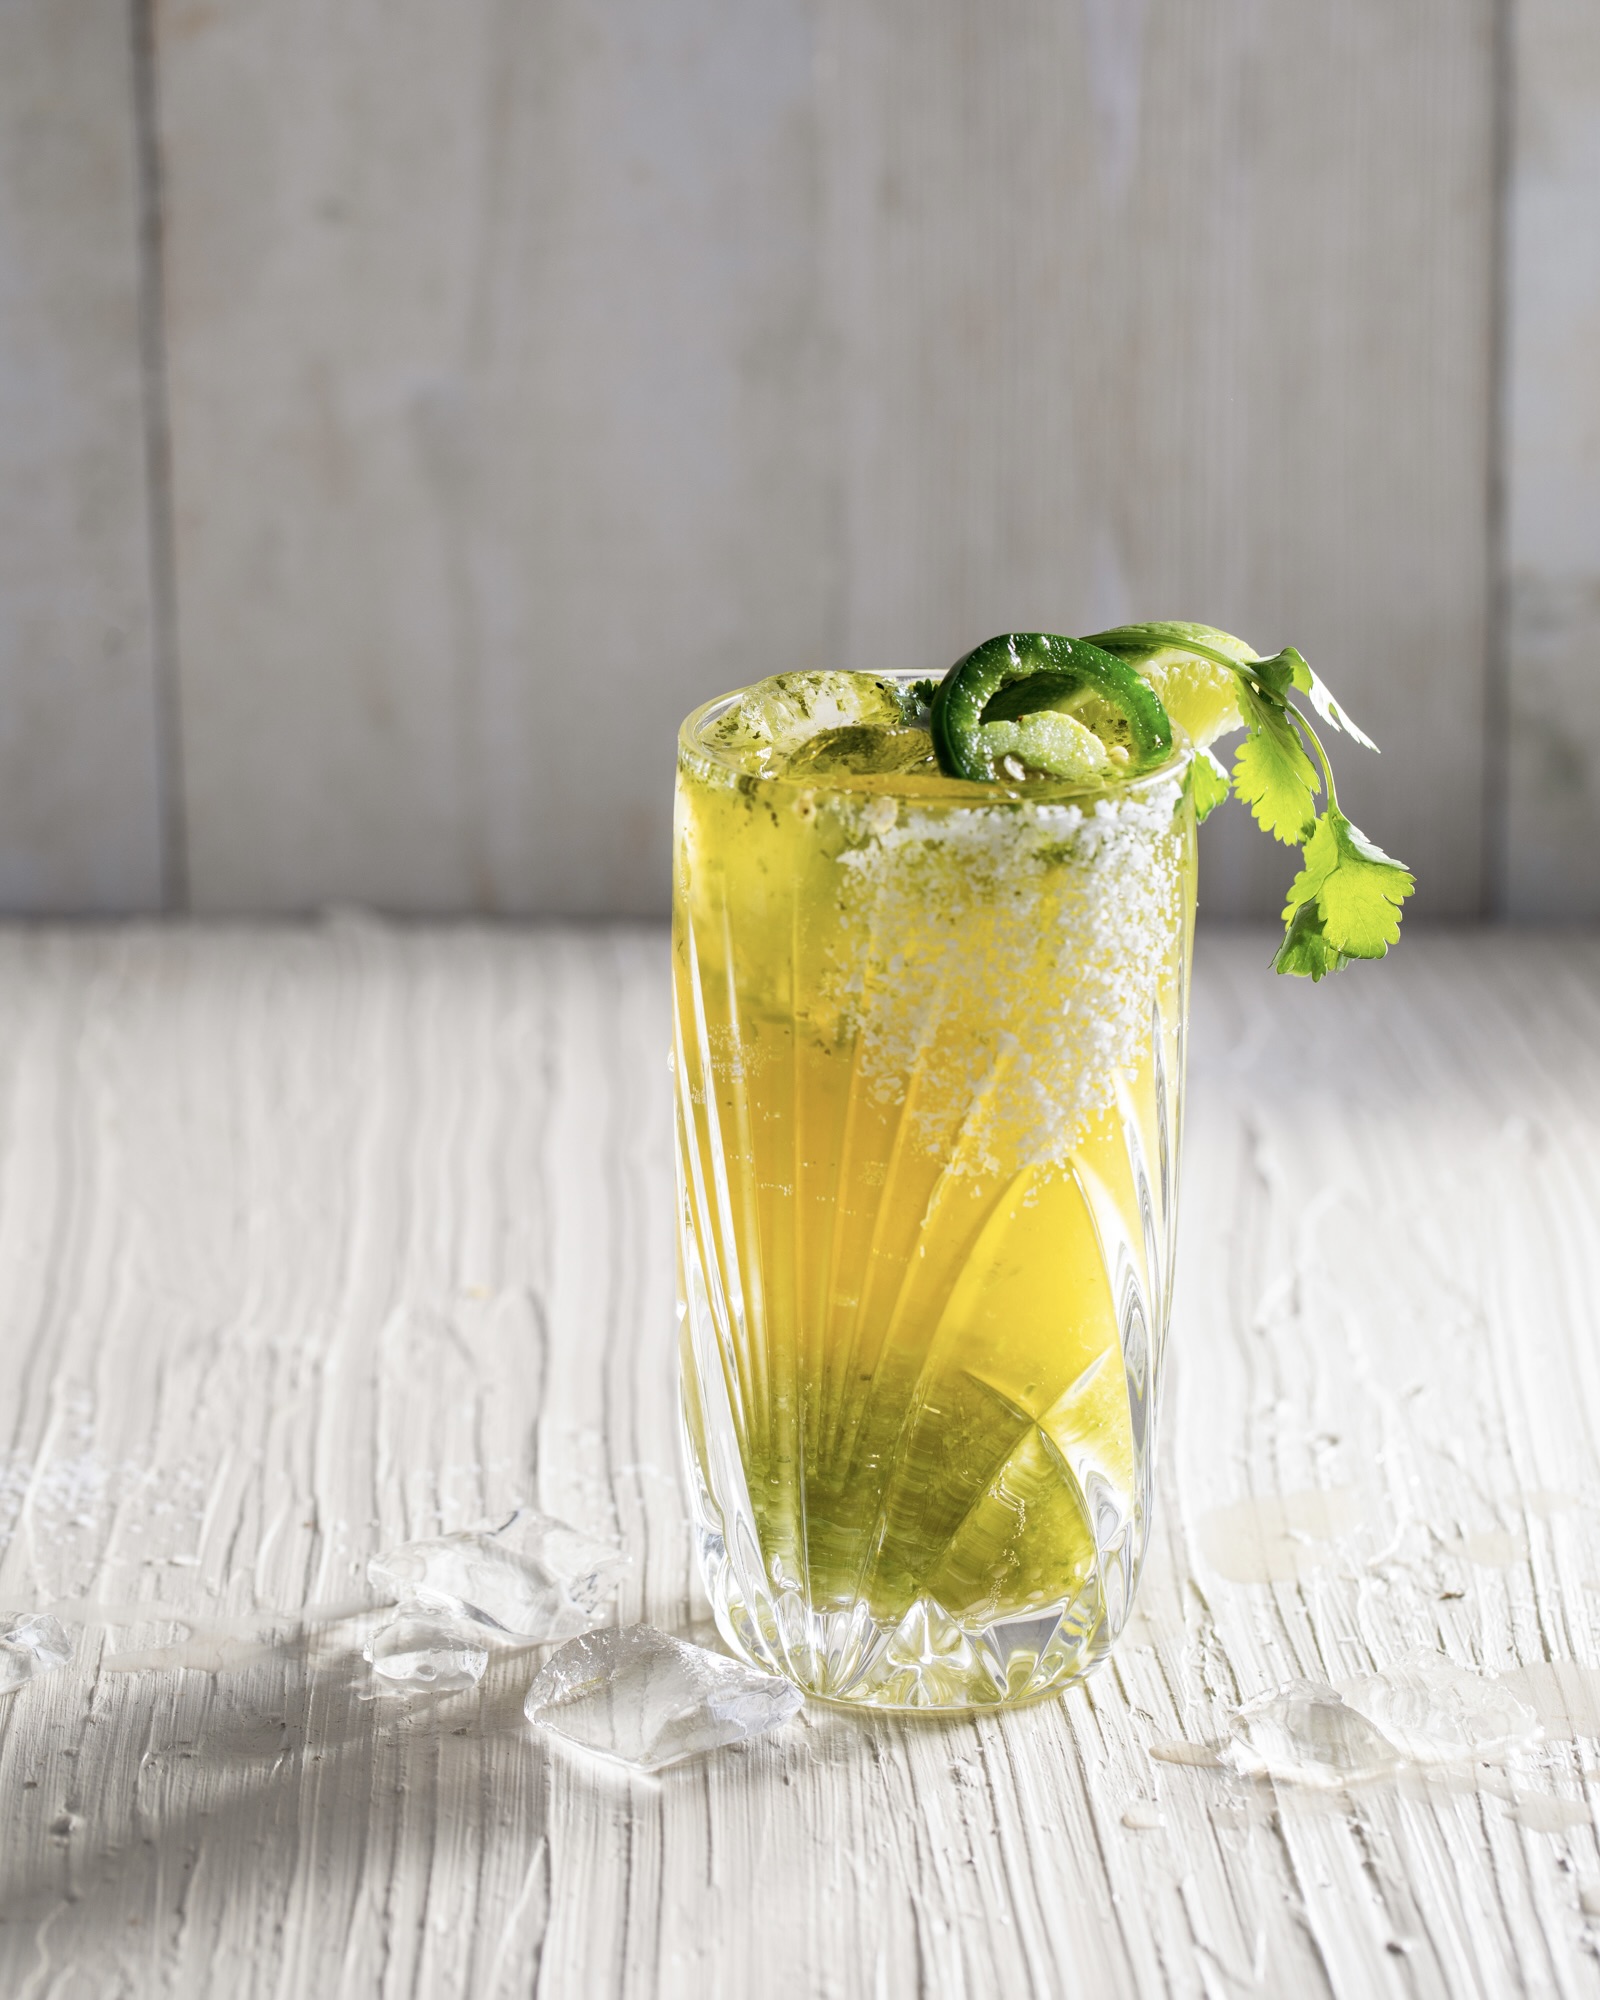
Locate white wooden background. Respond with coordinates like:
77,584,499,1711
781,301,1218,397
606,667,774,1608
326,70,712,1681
2,2,1596,921
1502,0,1600,920
0,924,1598,1997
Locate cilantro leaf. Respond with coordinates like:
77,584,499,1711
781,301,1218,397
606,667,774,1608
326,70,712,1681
1238,648,1299,704
1230,699,1320,843
1183,747,1230,823
1272,900,1350,981
1276,646,1378,751
1278,806,1414,972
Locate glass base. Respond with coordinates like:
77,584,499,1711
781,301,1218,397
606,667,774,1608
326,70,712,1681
693,1519,1121,1712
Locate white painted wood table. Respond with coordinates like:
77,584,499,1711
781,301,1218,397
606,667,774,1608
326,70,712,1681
0,922,1598,1998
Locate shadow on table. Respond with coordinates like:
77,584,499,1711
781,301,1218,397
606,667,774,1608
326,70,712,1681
0,1613,839,1987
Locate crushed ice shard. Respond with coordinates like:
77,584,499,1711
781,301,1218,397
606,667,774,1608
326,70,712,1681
524,1625,803,1771
364,1611,489,1693
1225,1681,1404,1786
1223,1651,1543,1787
0,1614,72,1693
368,1510,627,1642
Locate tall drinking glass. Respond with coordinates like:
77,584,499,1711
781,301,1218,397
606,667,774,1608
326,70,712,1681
673,673,1196,1709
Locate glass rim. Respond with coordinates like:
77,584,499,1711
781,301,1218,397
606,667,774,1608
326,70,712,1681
679,668,1196,802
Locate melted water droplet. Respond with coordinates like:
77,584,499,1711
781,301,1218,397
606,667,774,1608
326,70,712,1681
1513,1796,1591,1833
1148,1738,1224,1769
1196,1490,1361,1584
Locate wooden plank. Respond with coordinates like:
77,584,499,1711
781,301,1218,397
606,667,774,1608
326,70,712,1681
816,0,1499,922
159,0,1497,920
0,926,1597,1994
0,1,167,911
158,0,836,917
1501,0,1600,918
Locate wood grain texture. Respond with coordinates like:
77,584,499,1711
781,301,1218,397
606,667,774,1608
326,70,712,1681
153,1,1498,921
817,0,1499,925
0,925,1598,1996
157,0,835,918
1501,0,1600,919
0,0,167,912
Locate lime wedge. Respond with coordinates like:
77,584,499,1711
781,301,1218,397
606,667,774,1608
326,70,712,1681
1081,624,1256,749
1132,650,1244,748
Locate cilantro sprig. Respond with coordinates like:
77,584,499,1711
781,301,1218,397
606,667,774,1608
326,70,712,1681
1084,623,1414,980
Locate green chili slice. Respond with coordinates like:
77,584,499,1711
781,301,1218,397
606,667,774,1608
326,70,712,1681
928,632,1173,782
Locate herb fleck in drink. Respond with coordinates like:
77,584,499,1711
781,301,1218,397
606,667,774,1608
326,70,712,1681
674,629,1412,1708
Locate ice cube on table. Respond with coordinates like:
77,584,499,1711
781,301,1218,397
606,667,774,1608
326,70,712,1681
1223,1652,1541,1787
1224,1680,1404,1786
704,673,909,773
368,1511,627,1641
0,1613,72,1693
364,1611,488,1693
524,1625,803,1772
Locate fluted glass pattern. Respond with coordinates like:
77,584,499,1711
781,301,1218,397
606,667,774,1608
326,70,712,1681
673,691,1196,1709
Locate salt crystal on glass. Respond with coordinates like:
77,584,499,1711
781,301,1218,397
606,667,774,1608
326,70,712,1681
368,1510,627,1642
364,1612,488,1693
524,1625,802,1771
0,1614,72,1694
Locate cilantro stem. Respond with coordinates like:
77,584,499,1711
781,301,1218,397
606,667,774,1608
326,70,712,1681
1286,700,1340,813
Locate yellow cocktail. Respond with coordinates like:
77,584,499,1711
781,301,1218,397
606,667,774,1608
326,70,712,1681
673,667,1195,1707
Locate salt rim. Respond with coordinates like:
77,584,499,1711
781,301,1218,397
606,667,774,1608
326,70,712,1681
676,777,1191,1175
814,781,1189,1171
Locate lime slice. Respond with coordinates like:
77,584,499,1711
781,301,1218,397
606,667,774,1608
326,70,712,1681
1081,623,1255,749
1130,651,1243,748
